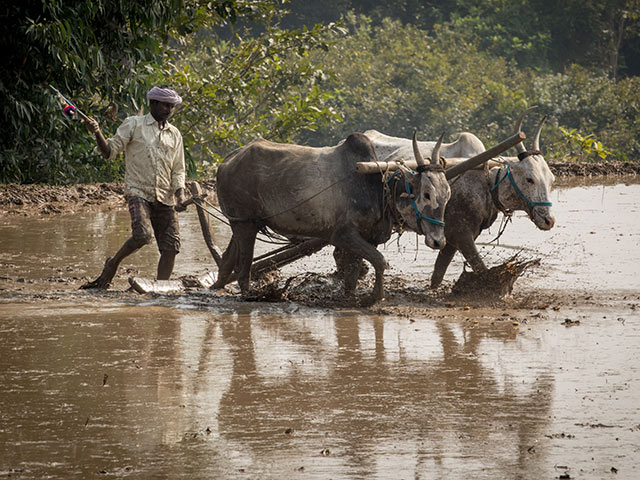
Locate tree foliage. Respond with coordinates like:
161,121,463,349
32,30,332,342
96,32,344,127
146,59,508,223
0,0,276,183
2,0,640,184
153,18,343,176
284,0,640,78
302,15,531,146
302,14,640,162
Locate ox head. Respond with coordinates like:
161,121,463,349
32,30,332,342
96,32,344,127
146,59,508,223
493,107,556,230
395,132,451,249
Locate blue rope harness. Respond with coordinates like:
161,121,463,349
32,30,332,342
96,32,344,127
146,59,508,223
386,170,445,227
490,164,552,217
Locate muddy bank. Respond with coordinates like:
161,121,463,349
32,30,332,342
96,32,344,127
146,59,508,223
0,179,217,216
548,160,640,177
1,162,637,216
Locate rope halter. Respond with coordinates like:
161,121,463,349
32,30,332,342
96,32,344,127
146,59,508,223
386,169,445,234
490,164,552,218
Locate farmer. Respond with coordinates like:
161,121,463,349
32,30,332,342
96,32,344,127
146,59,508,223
81,86,187,289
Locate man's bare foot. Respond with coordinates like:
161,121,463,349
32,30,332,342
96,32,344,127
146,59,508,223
80,257,117,290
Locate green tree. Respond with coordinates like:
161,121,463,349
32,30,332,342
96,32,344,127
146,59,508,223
0,0,273,183
302,14,530,147
534,66,640,161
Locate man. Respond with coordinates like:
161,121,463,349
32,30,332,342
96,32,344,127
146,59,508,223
81,86,188,289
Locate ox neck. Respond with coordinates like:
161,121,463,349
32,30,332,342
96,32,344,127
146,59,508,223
489,165,511,215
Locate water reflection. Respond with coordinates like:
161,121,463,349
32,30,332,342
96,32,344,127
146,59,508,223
0,301,559,478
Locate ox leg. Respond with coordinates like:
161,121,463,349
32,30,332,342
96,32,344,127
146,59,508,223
231,222,259,294
213,236,238,289
457,237,487,274
331,229,388,304
431,243,457,289
333,247,368,282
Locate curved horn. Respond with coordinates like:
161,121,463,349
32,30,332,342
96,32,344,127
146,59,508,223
532,115,547,151
431,132,444,166
514,106,538,154
412,130,426,168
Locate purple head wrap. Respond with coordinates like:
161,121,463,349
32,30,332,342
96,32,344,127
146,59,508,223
147,86,182,105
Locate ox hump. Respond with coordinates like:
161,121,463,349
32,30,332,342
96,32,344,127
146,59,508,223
343,132,378,162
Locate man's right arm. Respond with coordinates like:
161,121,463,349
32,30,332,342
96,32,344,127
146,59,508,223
85,117,111,159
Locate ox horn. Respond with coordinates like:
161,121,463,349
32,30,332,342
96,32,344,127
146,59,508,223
431,132,444,166
412,130,427,169
514,106,538,155
532,115,547,152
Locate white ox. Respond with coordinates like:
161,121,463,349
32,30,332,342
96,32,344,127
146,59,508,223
363,107,556,288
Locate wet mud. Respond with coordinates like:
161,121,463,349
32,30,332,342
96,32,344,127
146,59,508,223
1,174,639,478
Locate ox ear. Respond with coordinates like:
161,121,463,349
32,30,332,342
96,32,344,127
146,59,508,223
532,115,548,152
514,106,538,155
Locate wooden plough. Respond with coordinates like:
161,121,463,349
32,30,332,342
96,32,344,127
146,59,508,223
130,132,525,294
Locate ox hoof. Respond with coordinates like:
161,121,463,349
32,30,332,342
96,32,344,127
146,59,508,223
359,293,382,308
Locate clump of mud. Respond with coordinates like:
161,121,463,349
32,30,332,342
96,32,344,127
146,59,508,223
240,270,300,302
238,255,541,307
240,269,362,306
452,256,541,299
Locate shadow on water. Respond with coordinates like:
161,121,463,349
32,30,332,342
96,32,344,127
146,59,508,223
1,176,640,478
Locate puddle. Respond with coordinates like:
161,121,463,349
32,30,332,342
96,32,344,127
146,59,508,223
1,176,639,478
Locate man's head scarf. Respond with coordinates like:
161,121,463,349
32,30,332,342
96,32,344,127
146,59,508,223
147,86,182,105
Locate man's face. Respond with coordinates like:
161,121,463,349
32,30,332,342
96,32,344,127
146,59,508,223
149,100,176,124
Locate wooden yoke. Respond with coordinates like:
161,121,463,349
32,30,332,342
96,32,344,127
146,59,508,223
355,132,526,180
444,132,525,180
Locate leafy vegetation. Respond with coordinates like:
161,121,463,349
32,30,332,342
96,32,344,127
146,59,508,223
0,0,281,183
154,18,343,176
302,15,640,163
2,0,640,184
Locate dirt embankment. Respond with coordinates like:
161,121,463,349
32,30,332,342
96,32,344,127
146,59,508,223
547,161,640,177
1,163,638,217
0,183,125,216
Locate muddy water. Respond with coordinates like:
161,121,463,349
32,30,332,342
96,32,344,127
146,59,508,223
1,177,640,479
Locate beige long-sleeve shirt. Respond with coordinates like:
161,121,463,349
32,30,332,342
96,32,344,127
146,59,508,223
107,113,185,206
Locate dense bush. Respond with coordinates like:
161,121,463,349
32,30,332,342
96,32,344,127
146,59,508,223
534,67,640,161
153,20,342,177
302,15,640,163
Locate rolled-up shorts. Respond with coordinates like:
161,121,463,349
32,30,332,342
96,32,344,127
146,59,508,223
128,197,180,254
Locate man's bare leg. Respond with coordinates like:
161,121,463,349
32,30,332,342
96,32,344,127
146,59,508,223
157,251,176,280
80,237,144,289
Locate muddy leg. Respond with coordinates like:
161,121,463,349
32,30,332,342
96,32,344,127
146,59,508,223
338,253,361,296
157,251,176,280
213,237,238,289
333,247,368,281
331,228,387,304
457,236,487,273
80,237,147,289
230,222,259,294
431,243,457,289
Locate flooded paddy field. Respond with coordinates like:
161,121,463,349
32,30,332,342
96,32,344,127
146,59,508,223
1,176,639,479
